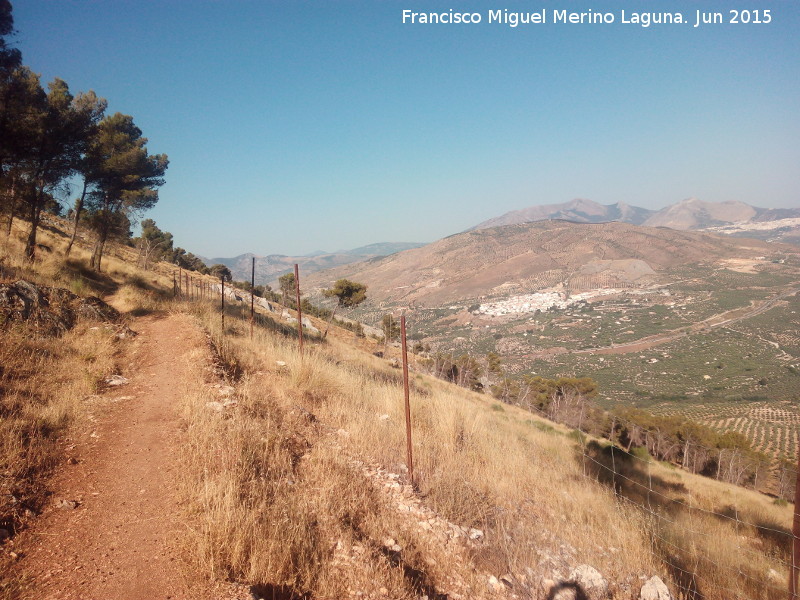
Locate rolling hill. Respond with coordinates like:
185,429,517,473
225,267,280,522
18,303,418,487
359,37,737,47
305,220,791,307
203,242,424,285
470,198,655,230
471,198,800,244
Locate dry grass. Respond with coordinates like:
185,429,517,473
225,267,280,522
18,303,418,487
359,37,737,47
3,215,794,599
177,295,796,599
177,301,663,599
0,323,118,534
0,217,173,549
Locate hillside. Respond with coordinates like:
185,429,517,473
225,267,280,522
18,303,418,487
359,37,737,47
471,198,655,230
304,220,800,453
306,220,789,306
471,198,800,244
1,215,797,599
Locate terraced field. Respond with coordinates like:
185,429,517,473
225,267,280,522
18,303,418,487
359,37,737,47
650,400,800,459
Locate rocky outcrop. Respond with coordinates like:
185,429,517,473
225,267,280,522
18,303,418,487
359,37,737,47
0,280,120,336
639,576,673,600
567,564,608,600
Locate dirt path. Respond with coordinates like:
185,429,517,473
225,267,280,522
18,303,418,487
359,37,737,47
11,312,243,600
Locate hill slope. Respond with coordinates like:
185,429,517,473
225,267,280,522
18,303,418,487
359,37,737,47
471,198,655,230
306,220,787,306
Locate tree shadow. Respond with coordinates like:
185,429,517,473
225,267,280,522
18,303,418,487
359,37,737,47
60,259,119,296
249,584,312,600
582,441,687,514
378,546,448,599
545,581,588,600
580,441,703,599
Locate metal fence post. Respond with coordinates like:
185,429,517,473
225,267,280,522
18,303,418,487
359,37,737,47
401,315,414,486
250,257,255,339
221,275,225,334
294,263,304,354
791,443,800,598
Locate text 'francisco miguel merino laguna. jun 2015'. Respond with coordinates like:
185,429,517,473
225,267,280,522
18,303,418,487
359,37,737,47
401,8,774,28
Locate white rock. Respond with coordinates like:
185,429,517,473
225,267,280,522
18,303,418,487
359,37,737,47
105,374,129,386
206,401,225,412
639,576,673,600
378,414,390,421
569,565,608,600
469,528,484,540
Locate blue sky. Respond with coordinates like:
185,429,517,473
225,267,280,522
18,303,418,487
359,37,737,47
11,1,800,257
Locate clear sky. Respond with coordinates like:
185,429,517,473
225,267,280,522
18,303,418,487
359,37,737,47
10,1,800,258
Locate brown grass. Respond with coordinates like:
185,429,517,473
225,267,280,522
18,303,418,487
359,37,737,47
3,215,793,600
176,293,795,599
0,216,172,582
176,301,662,598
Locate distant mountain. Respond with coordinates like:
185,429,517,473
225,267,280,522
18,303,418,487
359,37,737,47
642,199,800,244
643,198,758,229
305,220,789,307
339,242,425,256
470,199,656,230
471,198,800,244
204,242,425,285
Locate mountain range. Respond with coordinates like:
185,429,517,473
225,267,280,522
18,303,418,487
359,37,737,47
471,197,800,241
202,242,424,285
304,220,791,307
211,199,798,284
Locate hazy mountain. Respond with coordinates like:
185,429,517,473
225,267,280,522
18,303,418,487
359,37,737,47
642,198,758,229
204,242,424,284
471,199,656,230
339,242,425,256
305,220,788,307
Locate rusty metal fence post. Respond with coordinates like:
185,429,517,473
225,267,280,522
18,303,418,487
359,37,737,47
250,257,255,339
220,274,225,334
294,263,304,354
401,315,414,485
791,443,800,598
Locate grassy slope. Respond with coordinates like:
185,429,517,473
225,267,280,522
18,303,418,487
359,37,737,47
1,216,794,600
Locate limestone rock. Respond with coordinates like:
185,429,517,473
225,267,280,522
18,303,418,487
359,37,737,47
639,576,673,600
0,280,120,336
568,564,608,600
105,374,129,386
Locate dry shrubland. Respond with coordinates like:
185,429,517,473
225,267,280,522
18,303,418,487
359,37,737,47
1,218,794,600
177,297,794,600
0,220,174,546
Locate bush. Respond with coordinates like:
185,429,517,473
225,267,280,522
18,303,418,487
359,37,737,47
630,446,652,463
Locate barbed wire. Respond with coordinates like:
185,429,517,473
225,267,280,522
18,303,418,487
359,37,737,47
170,270,796,599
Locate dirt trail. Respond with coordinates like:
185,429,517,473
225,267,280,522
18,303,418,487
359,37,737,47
12,312,242,600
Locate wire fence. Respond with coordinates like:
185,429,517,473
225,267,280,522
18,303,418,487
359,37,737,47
169,263,798,600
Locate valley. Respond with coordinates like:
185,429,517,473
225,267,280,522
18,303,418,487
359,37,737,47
306,220,800,459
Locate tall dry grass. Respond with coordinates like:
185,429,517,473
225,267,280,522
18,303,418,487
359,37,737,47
176,301,663,598
176,296,795,599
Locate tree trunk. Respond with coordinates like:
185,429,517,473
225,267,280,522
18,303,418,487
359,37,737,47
65,180,88,257
24,187,44,261
90,221,110,271
4,176,16,236
322,305,338,340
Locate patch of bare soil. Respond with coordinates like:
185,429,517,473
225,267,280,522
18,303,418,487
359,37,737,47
8,312,247,600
